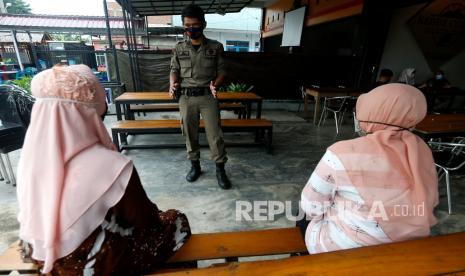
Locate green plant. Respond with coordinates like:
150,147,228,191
12,76,32,94
4,58,15,64
221,82,254,93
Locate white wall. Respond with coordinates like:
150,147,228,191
204,29,261,52
379,4,465,88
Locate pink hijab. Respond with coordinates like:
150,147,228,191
329,83,438,242
17,65,132,273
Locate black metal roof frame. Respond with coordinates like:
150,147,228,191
116,0,254,16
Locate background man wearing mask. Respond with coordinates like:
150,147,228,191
169,4,231,189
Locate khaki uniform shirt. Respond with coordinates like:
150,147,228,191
170,37,226,88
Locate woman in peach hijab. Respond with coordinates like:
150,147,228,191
300,83,438,253
17,64,190,275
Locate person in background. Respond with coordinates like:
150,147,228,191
17,64,190,275
374,68,393,88
428,70,451,90
397,68,416,86
299,83,438,254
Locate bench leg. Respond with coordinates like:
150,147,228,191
121,132,128,145
112,130,121,152
266,127,273,154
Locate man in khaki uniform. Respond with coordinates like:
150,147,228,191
169,4,231,189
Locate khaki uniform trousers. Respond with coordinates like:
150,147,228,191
179,94,227,163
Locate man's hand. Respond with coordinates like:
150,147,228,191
169,82,179,98
210,81,217,98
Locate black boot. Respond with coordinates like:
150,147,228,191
216,163,231,189
186,160,201,182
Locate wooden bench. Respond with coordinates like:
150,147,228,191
129,103,247,119
0,227,305,275
153,231,465,275
111,119,273,153
0,241,38,275
4,229,465,275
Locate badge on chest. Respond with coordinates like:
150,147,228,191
205,48,217,58
178,51,190,58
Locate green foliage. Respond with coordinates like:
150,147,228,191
51,34,87,42
220,82,254,93
11,76,32,94
5,0,32,14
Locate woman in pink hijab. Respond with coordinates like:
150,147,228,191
300,83,438,253
17,64,190,275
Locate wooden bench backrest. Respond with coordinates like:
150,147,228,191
156,232,465,275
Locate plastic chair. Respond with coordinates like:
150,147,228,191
428,138,465,214
318,96,353,134
0,85,34,186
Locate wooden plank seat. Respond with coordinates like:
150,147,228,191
0,241,38,275
111,119,273,153
0,227,305,275
167,227,306,264
129,103,247,119
153,231,465,275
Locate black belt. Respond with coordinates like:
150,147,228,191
182,87,209,97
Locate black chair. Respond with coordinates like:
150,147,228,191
0,85,34,186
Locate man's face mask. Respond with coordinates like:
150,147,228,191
435,74,444,80
185,26,203,39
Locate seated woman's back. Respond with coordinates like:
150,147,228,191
17,64,191,275
300,83,438,254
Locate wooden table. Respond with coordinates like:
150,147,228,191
413,114,465,138
304,87,365,125
154,231,465,275
115,92,263,120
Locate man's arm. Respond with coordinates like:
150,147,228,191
169,47,181,97
210,44,226,97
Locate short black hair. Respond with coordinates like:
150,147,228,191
181,4,206,24
379,68,393,77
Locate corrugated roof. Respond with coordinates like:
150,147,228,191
0,32,48,43
0,14,145,35
116,0,255,16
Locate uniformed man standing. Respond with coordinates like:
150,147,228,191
170,4,231,189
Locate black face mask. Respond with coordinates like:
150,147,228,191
185,27,203,39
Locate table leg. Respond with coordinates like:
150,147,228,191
313,96,321,125
116,102,122,121
246,103,252,119
256,100,262,119
304,93,308,113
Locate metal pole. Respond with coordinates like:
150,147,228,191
27,31,39,70
121,1,137,91
129,9,142,91
11,30,24,71
145,16,150,49
103,0,121,83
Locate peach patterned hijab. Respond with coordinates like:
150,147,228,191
17,65,132,273
329,83,438,242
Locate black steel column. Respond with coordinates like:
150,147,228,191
129,9,142,91
121,0,137,91
355,0,393,89
103,0,121,84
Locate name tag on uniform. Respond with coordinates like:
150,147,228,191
205,49,217,58
178,51,190,58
